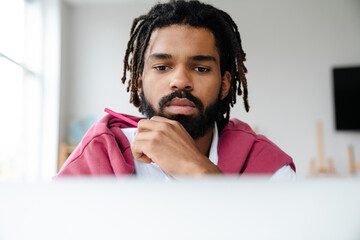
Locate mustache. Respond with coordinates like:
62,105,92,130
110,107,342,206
158,91,204,113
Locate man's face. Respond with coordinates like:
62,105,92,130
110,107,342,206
138,25,230,139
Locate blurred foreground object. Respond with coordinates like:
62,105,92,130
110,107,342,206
0,178,359,240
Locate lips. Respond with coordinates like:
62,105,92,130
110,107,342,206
166,98,196,107
165,97,196,115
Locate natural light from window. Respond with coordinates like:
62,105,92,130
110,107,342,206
0,0,43,181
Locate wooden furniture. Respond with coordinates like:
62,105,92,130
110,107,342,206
308,121,337,176
58,142,76,172
348,145,360,175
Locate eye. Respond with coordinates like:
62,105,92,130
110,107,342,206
154,65,170,71
194,66,210,72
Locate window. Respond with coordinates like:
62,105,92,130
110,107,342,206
0,0,44,181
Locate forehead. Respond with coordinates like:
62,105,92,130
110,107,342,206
145,25,220,60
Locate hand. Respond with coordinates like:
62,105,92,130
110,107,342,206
131,116,222,176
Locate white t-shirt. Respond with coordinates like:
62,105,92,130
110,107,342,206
121,124,296,181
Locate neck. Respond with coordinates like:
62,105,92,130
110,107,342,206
194,126,214,157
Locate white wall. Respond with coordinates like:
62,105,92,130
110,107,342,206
60,0,360,177
40,0,62,179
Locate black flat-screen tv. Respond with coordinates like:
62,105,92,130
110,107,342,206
333,66,360,130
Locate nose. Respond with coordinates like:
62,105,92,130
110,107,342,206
169,66,193,91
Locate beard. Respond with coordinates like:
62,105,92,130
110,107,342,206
140,89,221,140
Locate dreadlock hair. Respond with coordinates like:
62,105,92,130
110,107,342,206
121,0,249,130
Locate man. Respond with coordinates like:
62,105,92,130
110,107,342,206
57,0,295,179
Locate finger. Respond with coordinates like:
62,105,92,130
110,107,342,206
149,115,170,122
136,119,150,131
137,154,153,164
131,140,153,163
137,118,177,133
134,130,159,141
150,116,179,125
136,119,154,132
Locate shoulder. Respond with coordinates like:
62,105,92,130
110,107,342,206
223,118,255,133
220,118,288,153
218,118,295,174
56,114,141,176
218,118,257,147
78,113,143,146
79,115,115,145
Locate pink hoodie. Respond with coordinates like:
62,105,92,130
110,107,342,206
56,114,295,177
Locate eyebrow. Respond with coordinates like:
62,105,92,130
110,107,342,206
190,55,217,63
148,53,172,60
147,53,217,63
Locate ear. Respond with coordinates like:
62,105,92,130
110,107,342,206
137,74,143,94
220,71,231,100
